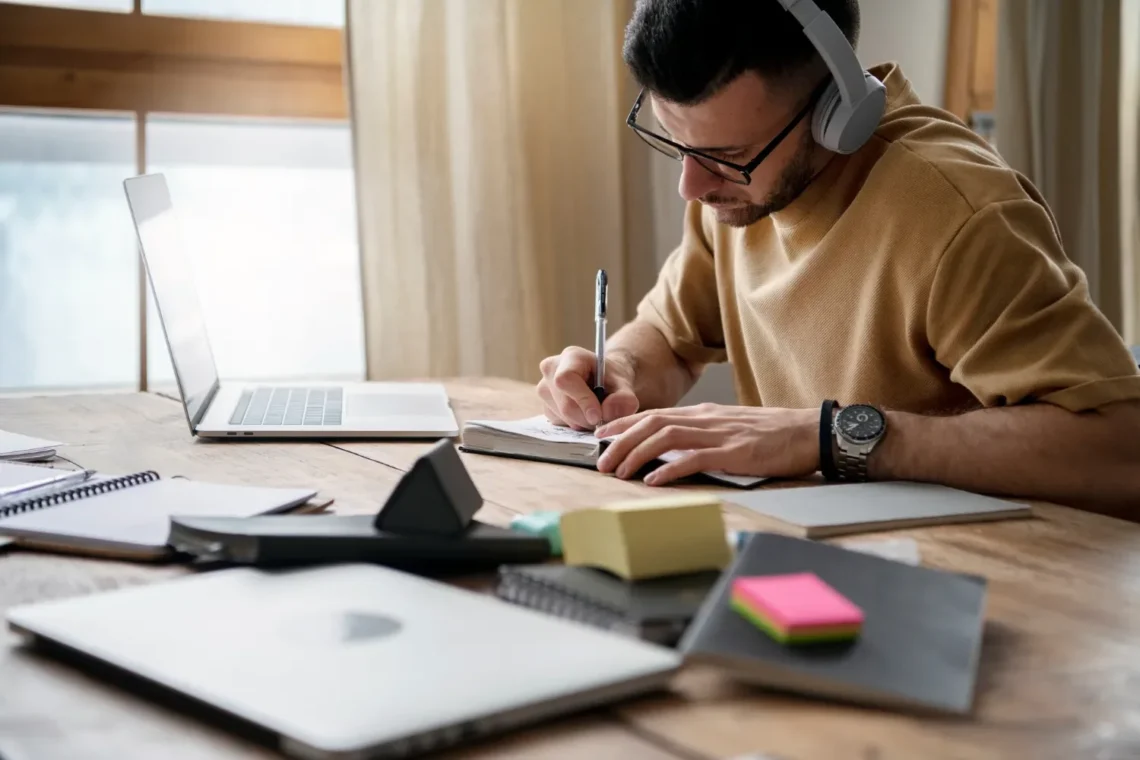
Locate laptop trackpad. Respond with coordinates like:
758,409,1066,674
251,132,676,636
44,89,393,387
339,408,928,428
347,393,446,419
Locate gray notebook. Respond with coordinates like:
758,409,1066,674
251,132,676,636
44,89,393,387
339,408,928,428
678,532,988,715
723,481,1032,538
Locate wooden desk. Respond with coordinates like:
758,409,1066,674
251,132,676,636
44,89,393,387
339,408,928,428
3,377,1140,760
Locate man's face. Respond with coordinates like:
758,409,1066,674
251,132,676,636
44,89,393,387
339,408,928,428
650,72,820,227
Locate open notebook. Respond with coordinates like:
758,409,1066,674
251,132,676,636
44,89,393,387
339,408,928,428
460,416,766,488
0,469,323,560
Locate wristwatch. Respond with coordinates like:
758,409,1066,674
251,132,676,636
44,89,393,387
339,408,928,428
832,403,887,482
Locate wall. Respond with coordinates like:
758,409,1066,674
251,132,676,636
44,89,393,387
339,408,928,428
642,0,951,406
857,0,950,108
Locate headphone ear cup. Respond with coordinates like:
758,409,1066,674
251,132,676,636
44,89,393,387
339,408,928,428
811,73,887,155
810,79,844,152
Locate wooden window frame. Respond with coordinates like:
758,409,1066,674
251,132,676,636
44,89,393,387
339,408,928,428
943,0,998,126
0,1,347,391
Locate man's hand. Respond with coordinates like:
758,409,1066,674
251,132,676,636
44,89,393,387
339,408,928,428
537,347,640,430
594,403,819,486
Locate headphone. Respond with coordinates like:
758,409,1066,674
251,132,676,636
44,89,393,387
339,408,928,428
776,0,886,154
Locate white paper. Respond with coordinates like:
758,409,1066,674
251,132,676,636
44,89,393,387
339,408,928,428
840,537,922,565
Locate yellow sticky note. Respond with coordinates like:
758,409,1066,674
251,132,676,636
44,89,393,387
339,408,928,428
560,494,730,580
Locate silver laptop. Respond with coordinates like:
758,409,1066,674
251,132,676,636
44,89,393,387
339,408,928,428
7,563,682,759
123,173,459,439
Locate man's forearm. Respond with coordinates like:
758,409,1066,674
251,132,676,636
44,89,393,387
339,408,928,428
607,320,702,411
870,400,1140,516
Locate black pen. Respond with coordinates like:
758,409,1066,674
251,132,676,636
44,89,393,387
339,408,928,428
593,269,608,401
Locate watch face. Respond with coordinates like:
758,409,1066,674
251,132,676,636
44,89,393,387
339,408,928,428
837,405,884,443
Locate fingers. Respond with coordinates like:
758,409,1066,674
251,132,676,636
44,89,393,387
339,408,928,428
614,425,723,480
596,402,714,438
597,412,715,474
600,389,638,423
644,449,722,486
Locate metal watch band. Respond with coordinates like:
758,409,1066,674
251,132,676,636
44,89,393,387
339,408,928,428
835,449,869,482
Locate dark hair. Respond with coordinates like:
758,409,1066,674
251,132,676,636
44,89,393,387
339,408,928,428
622,0,861,104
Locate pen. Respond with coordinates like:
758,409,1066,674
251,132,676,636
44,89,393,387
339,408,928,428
593,269,608,401
0,468,94,504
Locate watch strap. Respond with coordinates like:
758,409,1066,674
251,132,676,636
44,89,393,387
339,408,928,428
820,400,839,481
835,447,870,482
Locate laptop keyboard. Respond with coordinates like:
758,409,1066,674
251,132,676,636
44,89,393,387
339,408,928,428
229,387,344,426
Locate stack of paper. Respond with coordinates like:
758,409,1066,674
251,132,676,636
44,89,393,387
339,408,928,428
0,429,61,462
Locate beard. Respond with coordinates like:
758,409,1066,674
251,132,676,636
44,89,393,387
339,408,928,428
701,135,818,228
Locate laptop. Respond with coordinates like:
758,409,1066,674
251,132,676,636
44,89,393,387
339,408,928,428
123,173,459,439
7,563,682,759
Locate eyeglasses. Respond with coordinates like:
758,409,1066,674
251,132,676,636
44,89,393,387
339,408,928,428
625,80,828,185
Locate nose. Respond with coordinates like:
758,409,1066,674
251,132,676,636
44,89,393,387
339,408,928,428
678,155,724,202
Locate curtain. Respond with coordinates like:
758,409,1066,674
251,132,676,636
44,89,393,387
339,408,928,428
1122,0,1140,345
995,0,1134,340
344,0,653,382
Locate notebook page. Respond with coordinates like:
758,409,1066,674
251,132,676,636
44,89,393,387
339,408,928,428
466,416,601,444
0,478,316,550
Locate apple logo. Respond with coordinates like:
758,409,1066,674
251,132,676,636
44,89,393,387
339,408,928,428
284,610,403,647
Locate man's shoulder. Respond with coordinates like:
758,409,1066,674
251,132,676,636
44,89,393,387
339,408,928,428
868,103,1045,219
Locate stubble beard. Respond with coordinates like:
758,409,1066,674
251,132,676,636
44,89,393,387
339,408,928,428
704,134,819,228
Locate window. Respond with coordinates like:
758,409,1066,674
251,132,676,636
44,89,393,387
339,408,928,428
0,111,138,391
0,1,358,392
142,0,344,27
3,0,130,10
145,116,363,385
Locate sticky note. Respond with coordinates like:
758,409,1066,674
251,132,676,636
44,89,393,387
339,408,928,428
560,494,730,580
509,511,562,555
731,572,863,644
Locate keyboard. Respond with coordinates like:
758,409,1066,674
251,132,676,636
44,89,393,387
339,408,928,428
229,387,343,426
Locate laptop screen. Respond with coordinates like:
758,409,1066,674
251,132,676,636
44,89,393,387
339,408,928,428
124,174,220,427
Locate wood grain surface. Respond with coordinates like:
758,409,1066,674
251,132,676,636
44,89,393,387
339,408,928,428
3,377,1140,760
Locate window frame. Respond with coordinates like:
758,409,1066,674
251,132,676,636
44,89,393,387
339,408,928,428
0,0,348,391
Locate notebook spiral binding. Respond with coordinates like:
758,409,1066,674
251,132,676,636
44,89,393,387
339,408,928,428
494,568,630,633
0,470,160,519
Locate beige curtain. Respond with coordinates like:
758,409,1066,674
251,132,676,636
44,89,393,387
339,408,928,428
344,0,653,382
996,0,1136,342
1122,0,1140,344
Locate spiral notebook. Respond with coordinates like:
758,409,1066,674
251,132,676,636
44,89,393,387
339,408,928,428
0,469,321,560
495,564,721,645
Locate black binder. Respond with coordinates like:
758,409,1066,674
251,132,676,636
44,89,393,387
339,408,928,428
495,564,721,645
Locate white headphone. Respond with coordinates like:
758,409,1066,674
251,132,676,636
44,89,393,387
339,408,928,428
776,0,886,154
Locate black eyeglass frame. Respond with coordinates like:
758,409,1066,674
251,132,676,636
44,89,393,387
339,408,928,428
625,79,830,186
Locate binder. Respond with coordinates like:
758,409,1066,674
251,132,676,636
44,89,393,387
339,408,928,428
495,564,721,645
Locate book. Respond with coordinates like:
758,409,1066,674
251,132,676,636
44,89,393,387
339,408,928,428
678,532,988,715
495,564,721,645
723,481,1033,538
0,429,61,462
460,416,767,488
0,469,323,560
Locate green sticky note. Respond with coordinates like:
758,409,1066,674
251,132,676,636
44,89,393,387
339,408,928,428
510,511,562,555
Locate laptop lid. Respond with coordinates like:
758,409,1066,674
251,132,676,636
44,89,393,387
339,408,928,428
123,174,221,433
8,564,681,759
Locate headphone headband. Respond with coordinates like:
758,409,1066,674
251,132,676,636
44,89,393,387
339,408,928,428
776,0,868,105
774,0,886,154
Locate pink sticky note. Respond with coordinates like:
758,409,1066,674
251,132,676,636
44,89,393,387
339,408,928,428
731,572,863,630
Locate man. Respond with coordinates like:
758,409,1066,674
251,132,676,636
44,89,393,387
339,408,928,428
536,0,1140,515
